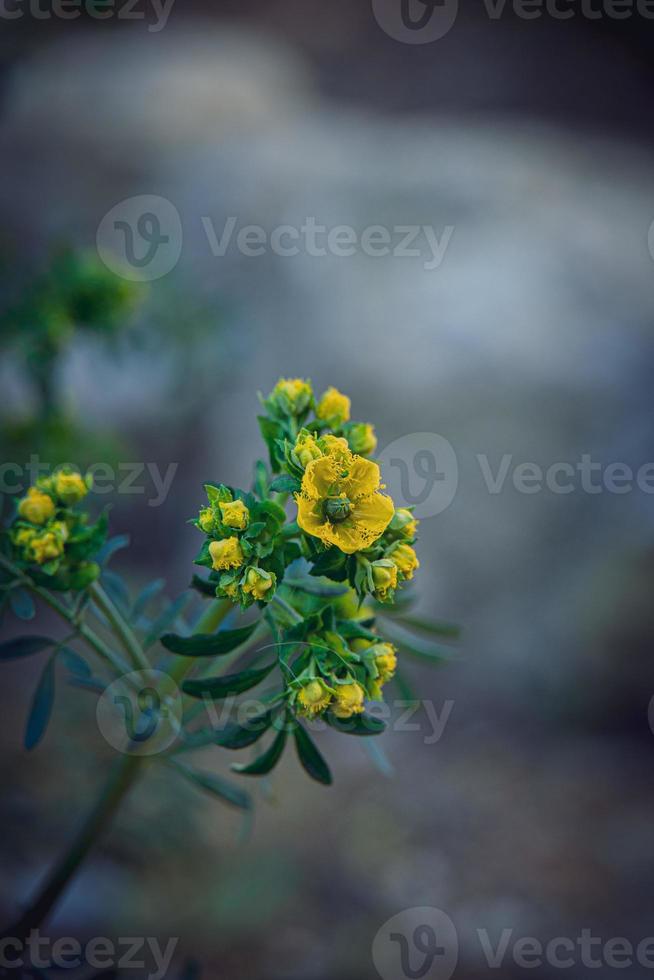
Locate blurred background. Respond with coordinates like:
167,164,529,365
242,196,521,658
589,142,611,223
2,3,654,978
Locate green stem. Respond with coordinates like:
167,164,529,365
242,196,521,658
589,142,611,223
9,753,144,941
89,581,151,674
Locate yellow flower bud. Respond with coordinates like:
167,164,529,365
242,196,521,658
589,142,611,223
316,386,351,424
391,508,418,539
318,434,352,460
18,488,55,525
222,580,240,601
332,681,366,718
270,377,313,415
346,423,377,456
390,543,419,581
198,507,215,532
242,566,276,602
13,527,37,551
371,560,398,600
297,678,331,716
219,499,250,530
292,431,323,469
53,470,88,505
373,643,397,683
30,532,64,565
209,537,244,571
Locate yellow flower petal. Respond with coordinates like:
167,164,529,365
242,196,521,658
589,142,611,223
341,457,382,501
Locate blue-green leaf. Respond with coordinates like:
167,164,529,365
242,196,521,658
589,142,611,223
0,636,55,661
9,588,35,621
183,662,276,700
25,658,55,750
161,621,259,657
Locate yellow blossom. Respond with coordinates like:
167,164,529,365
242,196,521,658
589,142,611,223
18,488,55,525
222,580,240,601
316,386,350,424
371,560,398,600
242,566,276,602
271,378,313,415
391,543,419,580
332,681,366,718
292,431,323,469
219,499,249,530
295,454,394,554
392,508,418,539
346,423,377,456
373,643,397,683
54,470,88,505
297,679,331,716
209,537,244,571
30,532,64,565
198,507,215,532
318,434,352,459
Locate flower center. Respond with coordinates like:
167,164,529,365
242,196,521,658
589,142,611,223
324,497,352,523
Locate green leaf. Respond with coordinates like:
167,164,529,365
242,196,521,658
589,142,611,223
269,474,300,494
172,761,251,810
210,708,276,749
97,533,130,565
395,614,461,640
309,548,348,579
294,724,332,785
101,569,130,614
253,460,269,500
232,726,287,776
143,593,191,649
9,588,35,621
326,712,386,736
243,522,266,540
337,620,377,642
381,620,454,664
58,646,92,679
0,636,55,661
286,578,350,598
183,662,276,700
161,620,259,657
257,500,287,524
25,657,55,750
190,574,218,598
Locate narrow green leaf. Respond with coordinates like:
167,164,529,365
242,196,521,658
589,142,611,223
326,712,386,736
97,533,130,565
337,620,377,642
9,588,35,621
0,636,55,661
381,620,454,664
190,574,218,598
269,474,300,494
183,662,276,700
144,593,191,649
161,621,259,657
395,614,461,640
58,646,92,679
25,658,55,750
294,724,332,785
286,578,350,598
185,707,277,751
173,761,251,810
232,726,286,776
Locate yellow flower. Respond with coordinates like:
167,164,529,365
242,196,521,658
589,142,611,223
270,377,313,415
54,470,88,505
295,454,394,554
318,434,352,459
316,386,350,424
30,532,64,565
346,423,377,456
391,543,419,581
209,537,244,571
392,508,418,539
297,679,331,716
242,566,276,602
292,431,323,469
371,560,398,600
332,681,365,718
373,643,397,683
18,488,55,525
219,499,250,530
222,580,240,601
198,507,215,533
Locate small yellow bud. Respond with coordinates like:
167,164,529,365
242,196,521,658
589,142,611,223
18,488,55,525
390,543,419,581
209,537,244,571
198,507,215,533
371,560,398,600
271,378,313,415
316,386,351,425
318,434,352,459
297,678,331,716
346,423,377,456
53,470,88,505
30,532,64,565
242,566,276,602
292,431,323,469
219,499,250,530
222,580,240,601
391,508,418,539
373,643,397,683
332,681,366,718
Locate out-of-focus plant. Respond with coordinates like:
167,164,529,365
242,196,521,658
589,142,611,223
1,378,458,938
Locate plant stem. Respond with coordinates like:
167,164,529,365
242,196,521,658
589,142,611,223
89,581,151,674
8,752,144,941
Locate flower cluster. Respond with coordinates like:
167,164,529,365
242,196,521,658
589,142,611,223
191,377,424,729
7,469,105,590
